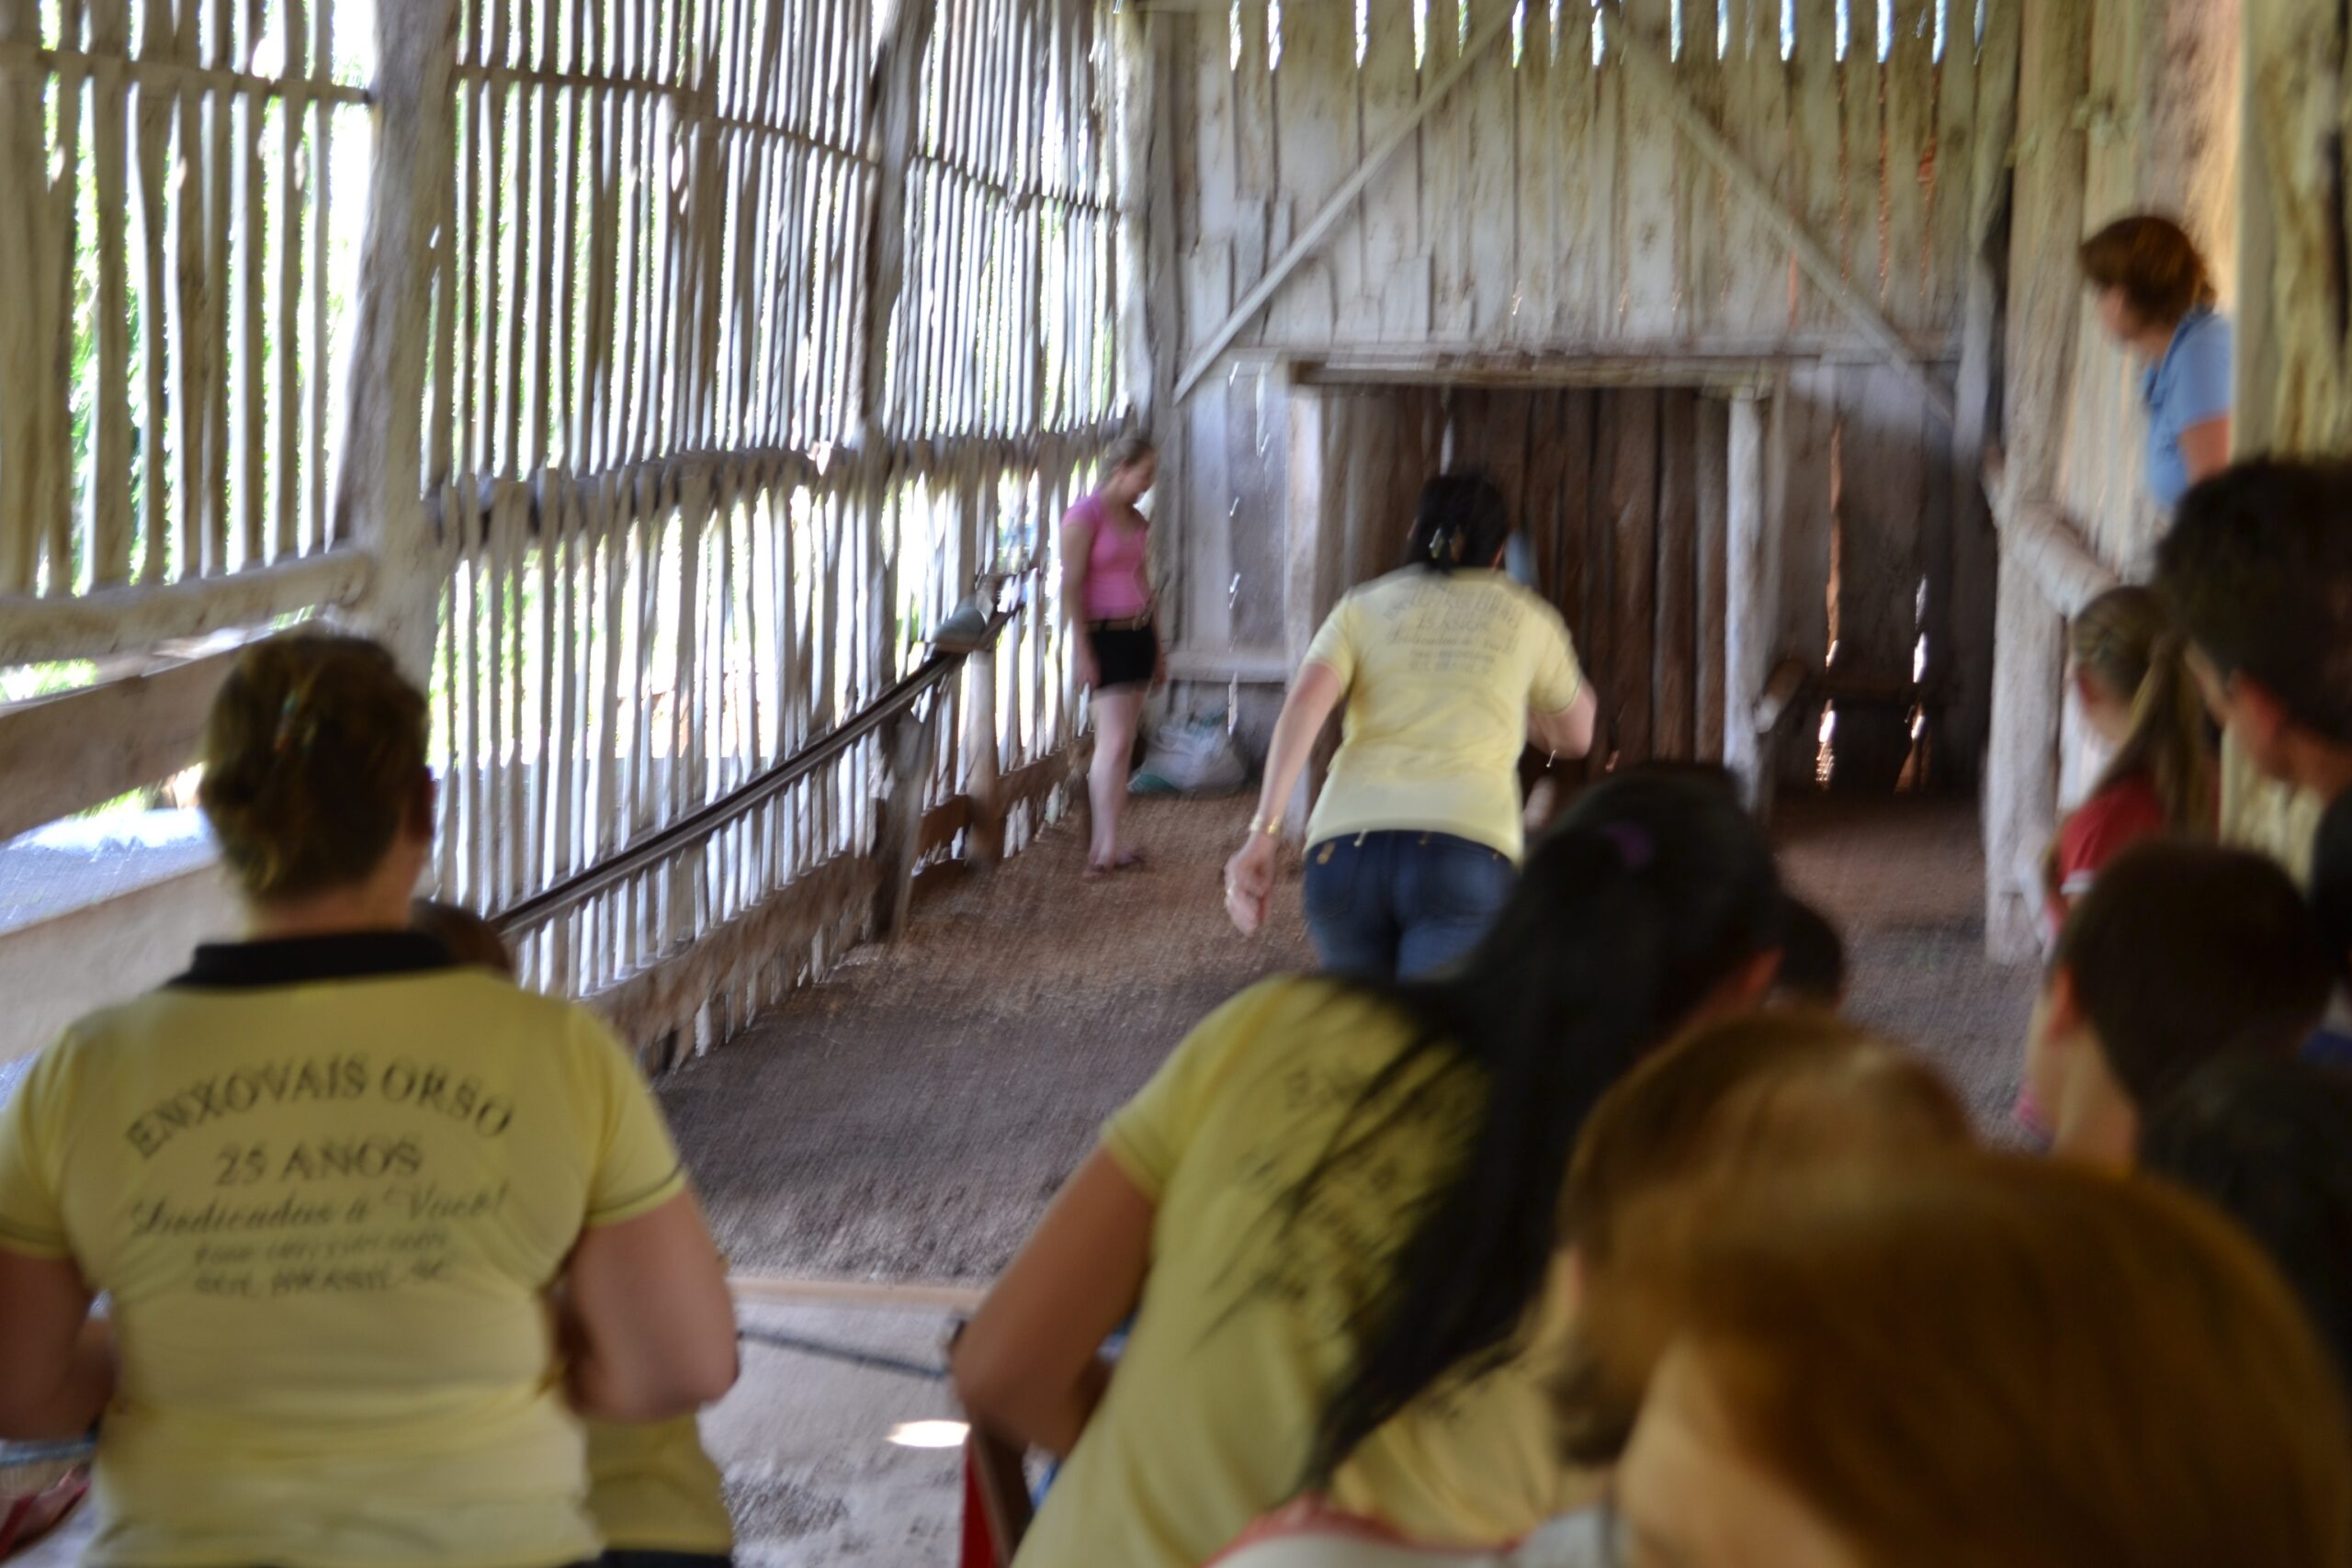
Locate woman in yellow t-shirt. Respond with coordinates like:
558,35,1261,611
0,633,739,1568
1224,474,1598,979
956,769,1791,1568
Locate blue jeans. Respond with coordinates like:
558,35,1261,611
1302,830,1516,980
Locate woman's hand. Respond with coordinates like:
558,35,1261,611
1150,643,1168,693
1224,832,1279,936
1076,642,1102,692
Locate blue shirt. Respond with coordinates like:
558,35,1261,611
2142,308,2233,511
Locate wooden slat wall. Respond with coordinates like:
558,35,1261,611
423,0,1129,1051
0,0,365,602
1173,0,1993,357
1169,1,2004,790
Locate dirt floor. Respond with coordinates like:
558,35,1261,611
666,789,2037,1287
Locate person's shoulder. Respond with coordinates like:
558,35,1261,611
1060,492,1104,528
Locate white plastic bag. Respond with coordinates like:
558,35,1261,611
1131,711,1249,795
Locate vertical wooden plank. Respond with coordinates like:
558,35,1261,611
1267,0,1351,344
203,0,233,575
133,4,172,581
232,0,265,567
1881,0,1936,330
1358,0,1424,338
89,0,134,583
1420,0,1469,336
1460,2,1516,338
1511,1,1555,343
1721,390,1767,795
1572,388,1610,766
1835,0,1880,323
0,0,45,591
275,0,309,558
1668,0,1725,338
1605,385,1658,761
1614,0,1676,337
1788,0,1841,333
311,0,334,547
1521,389,1566,594
1695,392,1729,760
1771,363,1836,670
1923,0,1979,329
1713,0,1782,335
1654,387,1698,760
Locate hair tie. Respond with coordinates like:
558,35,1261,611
1600,821,1655,872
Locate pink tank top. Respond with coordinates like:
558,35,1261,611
1069,493,1151,620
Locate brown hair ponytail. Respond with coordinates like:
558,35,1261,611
2073,585,2217,833
198,633,431,902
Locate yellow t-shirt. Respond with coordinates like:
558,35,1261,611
1012,976,1589,1568
584,1416,734,1554
1304,570,1584,861
0,933,690,1568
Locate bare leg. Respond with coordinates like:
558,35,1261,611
1088,686,1145,871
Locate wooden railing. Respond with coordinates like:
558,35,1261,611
483,567,1084,1069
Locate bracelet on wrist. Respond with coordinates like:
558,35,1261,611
1246,814,1282,839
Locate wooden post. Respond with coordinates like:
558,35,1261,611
0,0,47,593
856,0,937,444
2233,0,2338,456
335,0,458,683
961,646,1004,864
1694,396,1729,765
1281,371,1336,838
1983,0,2092,961
872,706,936,940
1722,393,1769,809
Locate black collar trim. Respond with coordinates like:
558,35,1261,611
169,931,459,990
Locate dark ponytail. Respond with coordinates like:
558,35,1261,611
1286,769,1785,1485
1404,472,1511,575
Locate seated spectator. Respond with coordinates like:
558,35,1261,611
2141,1055,2352,1393
955,771,1788,1568
412,901,738,1568
1566,1156,2352,1568
1772,902,1847,1008
0,633,738,1566
2025,839,2335,1167
1210,1009,1972,1568
2041,585,2215,941
2157,458,2352,885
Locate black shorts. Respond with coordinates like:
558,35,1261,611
1088,622,1157,689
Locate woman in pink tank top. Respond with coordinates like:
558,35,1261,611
1062,435,1162,877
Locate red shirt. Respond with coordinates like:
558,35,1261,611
2045,773,2168,938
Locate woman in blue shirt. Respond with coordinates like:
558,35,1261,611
2078,214,2232,511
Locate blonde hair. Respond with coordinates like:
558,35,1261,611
1579,1156,2352,1568
198,633,429,901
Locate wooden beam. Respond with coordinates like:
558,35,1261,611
0,548,370,665
332,0,455,684
1983,0,2093,961
728,1272,985,1314
1721,394,1769,807
1991,490,2119,620
1612,28,1957,426
855,0,937,440
0,642,249,842
1170,0,1516,405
